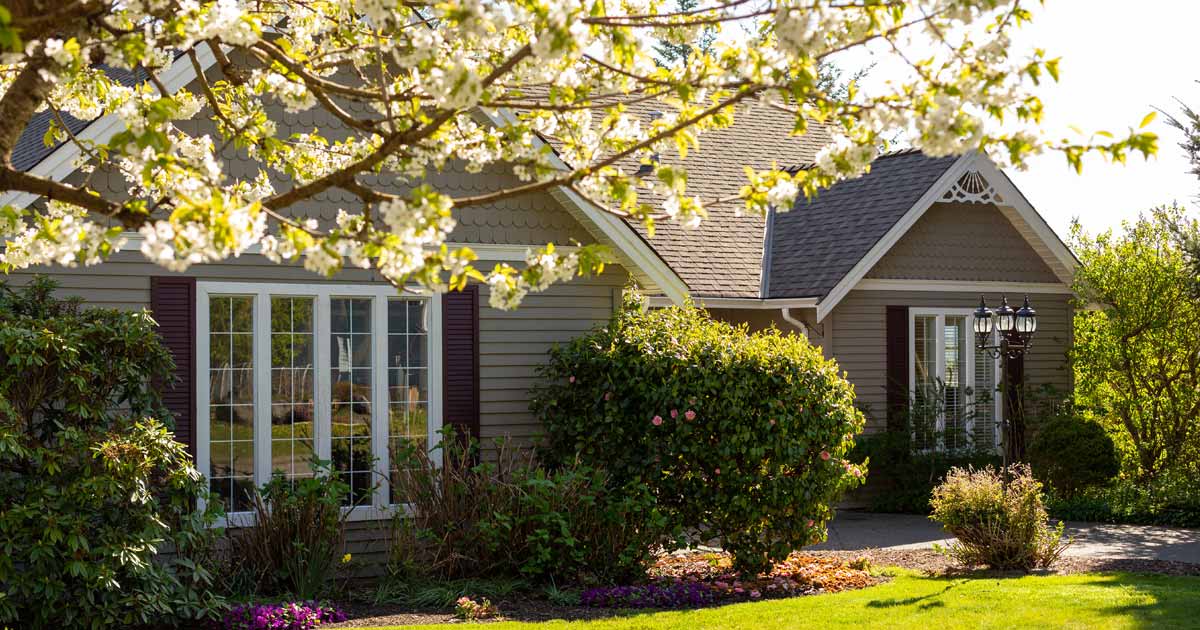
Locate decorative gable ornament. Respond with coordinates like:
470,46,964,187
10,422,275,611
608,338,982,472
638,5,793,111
941,170,1004,205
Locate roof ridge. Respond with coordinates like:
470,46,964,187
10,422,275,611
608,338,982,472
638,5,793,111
785,146,924,173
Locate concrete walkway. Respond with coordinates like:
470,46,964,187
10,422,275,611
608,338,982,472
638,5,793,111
811,511,1200,564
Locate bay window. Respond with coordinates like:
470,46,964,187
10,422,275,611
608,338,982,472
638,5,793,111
910,308,1000,452
197,282,442,522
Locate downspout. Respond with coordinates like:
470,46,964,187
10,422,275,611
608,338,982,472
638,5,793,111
781,307,809,339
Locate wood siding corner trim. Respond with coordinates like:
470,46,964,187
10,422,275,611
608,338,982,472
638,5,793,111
150,276,197,456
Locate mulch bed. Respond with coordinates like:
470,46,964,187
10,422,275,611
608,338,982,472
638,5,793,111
326,550,1200,627
808,548,1200,577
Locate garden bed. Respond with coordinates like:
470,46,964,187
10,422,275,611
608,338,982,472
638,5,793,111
325,551,879,627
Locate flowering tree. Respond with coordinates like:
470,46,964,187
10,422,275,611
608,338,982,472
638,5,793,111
0,0,1157,308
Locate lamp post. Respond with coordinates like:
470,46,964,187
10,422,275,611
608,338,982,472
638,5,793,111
973,295,1038,485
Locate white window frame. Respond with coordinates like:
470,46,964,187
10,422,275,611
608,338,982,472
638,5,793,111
908,308,1002,452
196,281,443,526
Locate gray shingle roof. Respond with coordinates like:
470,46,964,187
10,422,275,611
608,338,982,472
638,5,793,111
613,100,830,298
765,150,958,298
12,65,148,172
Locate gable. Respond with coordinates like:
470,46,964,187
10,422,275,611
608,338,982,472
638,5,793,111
864,202,1060,283
765,151,959,299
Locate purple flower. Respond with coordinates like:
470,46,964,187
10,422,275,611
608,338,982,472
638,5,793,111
216,601,346,630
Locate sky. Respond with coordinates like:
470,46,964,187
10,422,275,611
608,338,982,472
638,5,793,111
832,0,1200,242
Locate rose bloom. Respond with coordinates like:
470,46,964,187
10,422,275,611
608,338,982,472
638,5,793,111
652,415,663,426
820,450,831,461
568,375,575,383
670,409,679,418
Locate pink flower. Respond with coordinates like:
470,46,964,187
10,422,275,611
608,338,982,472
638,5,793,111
820,450,831,461
670,409,679,419
604,391,613,401
734,587,745,594
853,468,864,478
652,415,663,426
714,467,721,475
569,375,575,383
750,590,762,599
685,409,696,421
806,519,815,528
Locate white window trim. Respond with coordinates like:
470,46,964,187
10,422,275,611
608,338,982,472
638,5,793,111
196,281,443,527
908,307,1002,452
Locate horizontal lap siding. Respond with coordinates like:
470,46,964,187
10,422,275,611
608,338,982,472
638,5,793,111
831,290,1073,433
477,270,623,445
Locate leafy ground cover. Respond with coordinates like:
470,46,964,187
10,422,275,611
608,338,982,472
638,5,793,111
345,570,1200,630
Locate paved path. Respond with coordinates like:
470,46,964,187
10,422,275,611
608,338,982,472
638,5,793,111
811,511,1200,564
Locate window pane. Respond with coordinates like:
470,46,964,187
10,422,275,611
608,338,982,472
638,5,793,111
912,316,938,450
268,296,316,485
388,298,430,504
944,316,968,451
209,295,255,513
974,337,998,450
331,297,373,506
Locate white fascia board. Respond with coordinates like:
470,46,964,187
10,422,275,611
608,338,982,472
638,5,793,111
646,295,818,309
978,159,1079,279
485,108,690,306
0,45,219,209
814,153,976,322
854,279,1074,295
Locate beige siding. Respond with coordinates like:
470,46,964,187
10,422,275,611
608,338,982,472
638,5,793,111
477,270,624,444
866,202,1060,283
830,290,1073,433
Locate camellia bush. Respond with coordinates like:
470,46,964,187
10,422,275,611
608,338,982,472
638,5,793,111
0,277,224,628
532,295,866,575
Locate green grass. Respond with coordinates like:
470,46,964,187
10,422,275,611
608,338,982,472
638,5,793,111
355,570,1200,630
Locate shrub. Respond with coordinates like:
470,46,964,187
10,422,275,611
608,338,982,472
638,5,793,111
216,601,346,630
848,430,999,514
0,277,224,628
1047,472,1200,528
1028,417,1119,497
930,465,1069,570
225,469,351,599
390,429,665,584
531,296,867,575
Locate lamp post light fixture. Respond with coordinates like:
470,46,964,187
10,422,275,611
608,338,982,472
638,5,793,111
974,295,1038,488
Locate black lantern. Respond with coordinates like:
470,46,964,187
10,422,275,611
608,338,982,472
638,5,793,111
1015,295,1037,344
995,295,1016,334
973,296,993,345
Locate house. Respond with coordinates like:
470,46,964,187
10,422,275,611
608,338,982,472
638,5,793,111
5,52,1073,553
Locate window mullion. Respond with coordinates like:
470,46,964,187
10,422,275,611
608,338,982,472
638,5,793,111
253,290,272,489
371,293,390,510
935,314,946,436
316,294,332,466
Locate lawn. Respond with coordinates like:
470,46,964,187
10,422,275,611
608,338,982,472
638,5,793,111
355,570,1200,630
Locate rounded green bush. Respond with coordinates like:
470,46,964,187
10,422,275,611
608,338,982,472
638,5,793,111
1029,416,1119,497
531,296,867,575
0,278,223,628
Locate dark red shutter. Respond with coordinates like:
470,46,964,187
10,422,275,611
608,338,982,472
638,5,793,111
150,276,197,456
885,305,909,432
442,285,480,441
